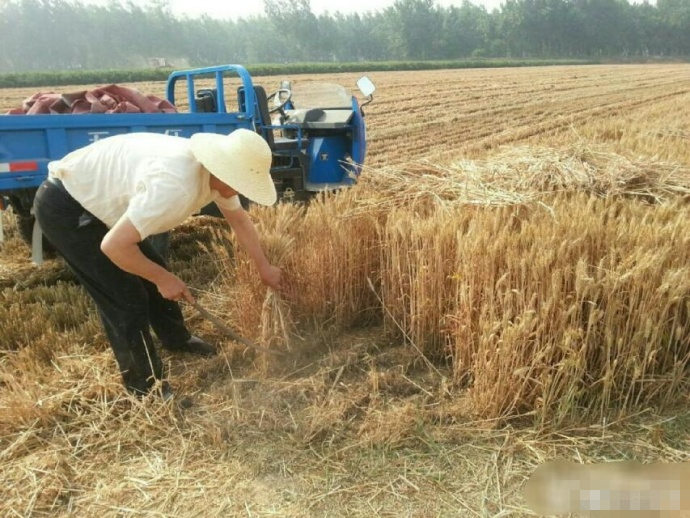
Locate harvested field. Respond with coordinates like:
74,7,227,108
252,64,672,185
1,64,689,516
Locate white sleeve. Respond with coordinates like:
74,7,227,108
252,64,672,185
126,175,193,240
214,193,242,212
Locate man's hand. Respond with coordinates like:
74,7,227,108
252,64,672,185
101,216,194,303
155,271,194,302
259,264,282,291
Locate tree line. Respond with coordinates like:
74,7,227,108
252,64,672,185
0,0,688,73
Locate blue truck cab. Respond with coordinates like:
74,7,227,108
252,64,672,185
0,64,375,260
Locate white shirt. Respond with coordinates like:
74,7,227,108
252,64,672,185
48,133,241,240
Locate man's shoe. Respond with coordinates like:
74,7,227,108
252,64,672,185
168,335,217,357
161,381,174,401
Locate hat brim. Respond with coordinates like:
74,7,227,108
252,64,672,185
190,132,277,206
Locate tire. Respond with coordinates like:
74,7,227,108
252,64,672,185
8,189,55,256
144,232,171,261
16,212,56,257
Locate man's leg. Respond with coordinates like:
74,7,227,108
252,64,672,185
138,231,216,356
34,181,165,395
138,239,191,347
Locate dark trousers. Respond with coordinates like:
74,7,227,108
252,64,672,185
34,179,190,394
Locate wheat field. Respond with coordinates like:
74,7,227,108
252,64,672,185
1,64,689,516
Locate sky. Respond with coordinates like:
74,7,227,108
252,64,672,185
86,0,653,19
86,0,508,19
175,0,507,18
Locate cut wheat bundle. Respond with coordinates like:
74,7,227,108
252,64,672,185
256,207,301,360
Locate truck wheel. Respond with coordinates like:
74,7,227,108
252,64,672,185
144,232,170,261
17,213,56,257
8,190,55,257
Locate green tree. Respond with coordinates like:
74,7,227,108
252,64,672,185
262,0,321,60
0,0,687,73
657,0,690,54
387,0,442,59
441,1,490,58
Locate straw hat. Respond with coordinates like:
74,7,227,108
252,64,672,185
190,128,276,206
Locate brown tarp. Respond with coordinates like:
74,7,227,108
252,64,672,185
7,84,177,115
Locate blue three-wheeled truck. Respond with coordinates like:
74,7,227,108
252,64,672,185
0,64,376,261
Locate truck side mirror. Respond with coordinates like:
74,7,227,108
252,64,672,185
357,76,376,98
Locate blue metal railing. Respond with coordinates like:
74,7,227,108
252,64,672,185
166,64,256,121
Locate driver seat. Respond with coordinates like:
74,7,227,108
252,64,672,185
252,86,305,153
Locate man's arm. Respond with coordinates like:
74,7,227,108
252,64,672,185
100,216,193,302
220,207,282,290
